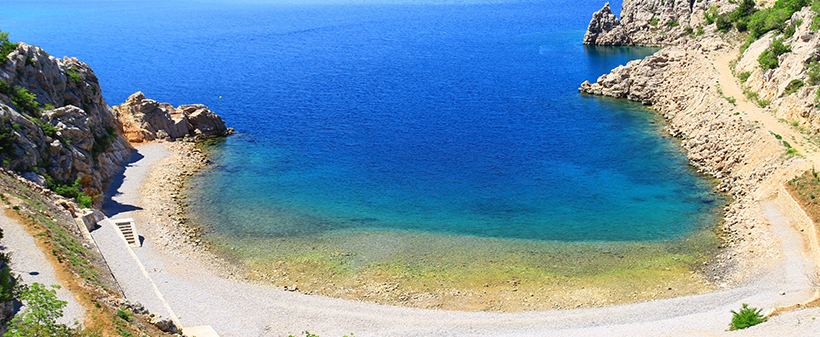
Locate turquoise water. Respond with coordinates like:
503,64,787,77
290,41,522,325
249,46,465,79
1,1,727,244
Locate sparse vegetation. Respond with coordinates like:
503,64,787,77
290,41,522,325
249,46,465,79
4,283,95,336
729,303,768,330
738,71,752,82
0,31,18,65
785,79,805,95
758,38,791,70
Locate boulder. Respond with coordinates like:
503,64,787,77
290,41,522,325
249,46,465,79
115,92,231,143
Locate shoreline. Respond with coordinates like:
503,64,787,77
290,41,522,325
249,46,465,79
116,129,820,336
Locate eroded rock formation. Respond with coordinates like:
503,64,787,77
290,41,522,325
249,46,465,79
114,92,232,143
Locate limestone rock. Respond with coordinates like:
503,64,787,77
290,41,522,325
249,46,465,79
149,316,179,334
0,43,133,202
584,3,631,46
115,92,231,142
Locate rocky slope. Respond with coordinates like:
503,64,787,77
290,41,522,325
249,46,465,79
584,0,735,46
0,43,132,199
734,7,820,131
114,91,232,143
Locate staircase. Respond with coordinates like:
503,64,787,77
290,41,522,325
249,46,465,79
112,218,140,247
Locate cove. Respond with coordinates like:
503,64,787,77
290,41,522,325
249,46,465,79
1,0,730,310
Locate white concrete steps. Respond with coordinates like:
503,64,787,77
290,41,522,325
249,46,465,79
112,218,140,247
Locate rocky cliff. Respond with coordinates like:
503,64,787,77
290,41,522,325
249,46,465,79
114,92,232,143
584,0,733,46
0,43,132,200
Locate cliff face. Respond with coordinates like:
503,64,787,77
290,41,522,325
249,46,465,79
584,0,731,46
0,43,132,198
114,92,232,143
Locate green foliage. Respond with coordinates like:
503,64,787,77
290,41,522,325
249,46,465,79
785,79,806,95
758,38,791,69
684,26,694,34
666,20,679,27
50,176,94,208
3,283,89,337
697,26,705,36
10,86,40,117
650,18,659,26
808,57,820,85
738,71,752,82
729,303,768,330
705,6,719,24
66,67,83,86
0,267,18,302
34,118,58,138
0,31,18,66
783,19,802,37
747,0,807,41
115,309,132,322
716,15,733,32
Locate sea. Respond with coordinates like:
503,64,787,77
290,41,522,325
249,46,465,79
1,0,729,300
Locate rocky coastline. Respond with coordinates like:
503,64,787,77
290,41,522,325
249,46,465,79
580,3,820,289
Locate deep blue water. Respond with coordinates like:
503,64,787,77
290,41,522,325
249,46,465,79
2,0,726,242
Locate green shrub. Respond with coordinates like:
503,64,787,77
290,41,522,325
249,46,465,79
76,193,92,209
729,303,768,330
116,309,132,322
34,118,58,138
697,26,705,36
0,31,18,66
684,26,694,34
738,71,752,82
716,15,733,32
705,6,719,24
758,38,791,69
10,86,40,117
4,282,92,337
650,18,659,26
785,79,805,95
666,20,680,27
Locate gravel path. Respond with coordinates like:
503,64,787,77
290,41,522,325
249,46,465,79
0,211,85,326
91,142,820,336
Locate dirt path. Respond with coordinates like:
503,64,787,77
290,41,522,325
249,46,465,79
0,212,85,326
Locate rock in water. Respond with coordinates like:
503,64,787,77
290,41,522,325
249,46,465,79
583,3,631,46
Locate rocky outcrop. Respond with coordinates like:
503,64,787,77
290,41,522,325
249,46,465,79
114,92,232,143
734,8,820,132
0,43,132,199
584,3,631,45
584,0,734,46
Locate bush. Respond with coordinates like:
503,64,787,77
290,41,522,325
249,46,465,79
10,86,40,117
4,282,92,337
716,15,733,32
738,71,752,82
785,79,805,95
729,303,768,330
758,38,791,69
650,18,659,26
116,309,132,322
666,20,680,27
810,61,820,85
705,6,719,24
0,31,18,66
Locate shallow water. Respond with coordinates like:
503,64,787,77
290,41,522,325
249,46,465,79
2,0,730,308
